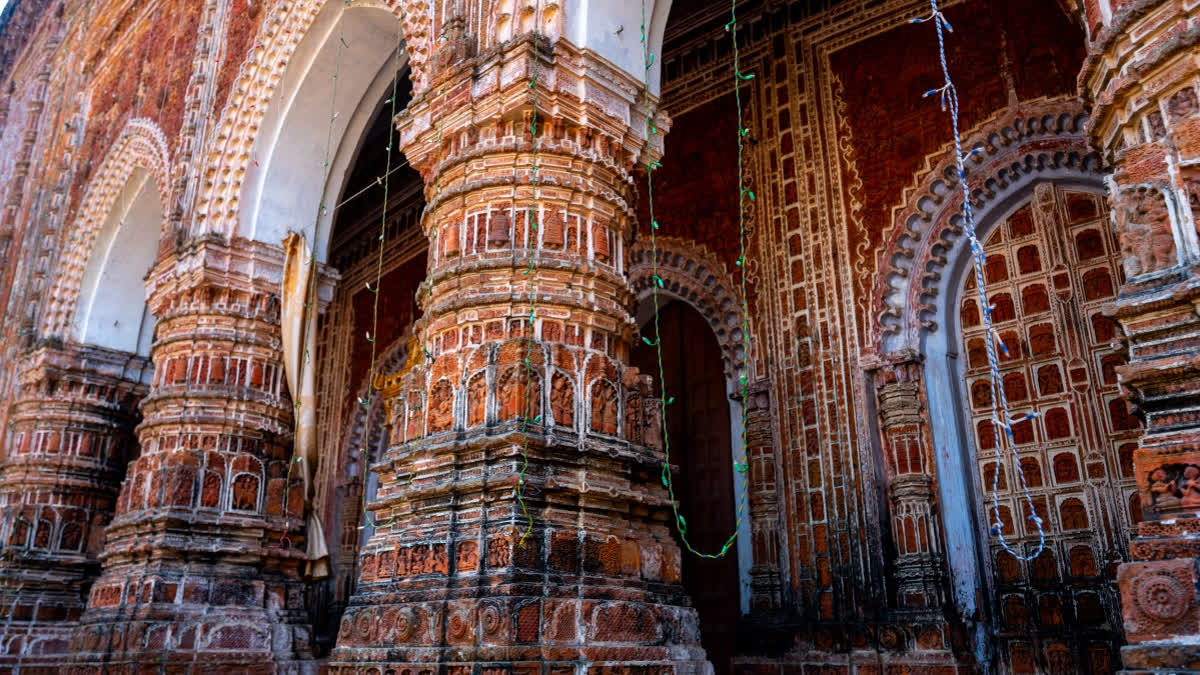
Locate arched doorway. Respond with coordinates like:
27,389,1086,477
308,69,428,652
632,299,740,675
867,104,1134,670
950,184,1137,673
224,1,428,652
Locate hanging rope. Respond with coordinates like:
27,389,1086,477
638,0,753,559
916,0,1046,560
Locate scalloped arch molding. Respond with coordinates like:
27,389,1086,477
869,97,1104,355
628,237,745,380
42,118,171,342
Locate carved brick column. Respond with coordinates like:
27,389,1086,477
328,35,709,673
1082,1,1200,670
743,380,784,612
66,238,315,671
871,356,946,613
0,343,149,669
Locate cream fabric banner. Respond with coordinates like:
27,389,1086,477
281,231,330,579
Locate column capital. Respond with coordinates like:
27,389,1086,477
146,236,339,320
398,35,667,187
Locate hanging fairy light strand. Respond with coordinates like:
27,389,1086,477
638,0,753,559
356,27,408,531
516,18,548,549
915,0,1045,560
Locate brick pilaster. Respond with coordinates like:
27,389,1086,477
1082,1,1200,670
743,380,784,613
870,356,948,614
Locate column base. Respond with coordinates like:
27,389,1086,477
329,580,712,674
65,563,316,673
1121,639,1200,674
0,557,97,670
329,533,712,674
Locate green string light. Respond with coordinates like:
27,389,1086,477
356,25,407,532
516,22,547,549
640,0,754,559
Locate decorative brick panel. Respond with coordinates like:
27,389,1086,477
1119,559,1200,642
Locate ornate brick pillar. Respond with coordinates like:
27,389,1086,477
327,33,709,673
870,355,946,613
743,380,784,612
1082,1,1200,669
66,239,316,671
0,343,149,668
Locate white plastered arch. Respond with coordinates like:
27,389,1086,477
239,2,410,264
42,118,170,350
195,0,671,248
72,168,164,356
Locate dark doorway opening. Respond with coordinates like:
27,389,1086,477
632,300,740,675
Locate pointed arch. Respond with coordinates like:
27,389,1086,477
191,0,416,250
42,118,170,344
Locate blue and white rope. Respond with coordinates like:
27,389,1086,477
915,0,1046,561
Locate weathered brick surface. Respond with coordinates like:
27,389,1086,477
0,343,149,669
64,239,316,670
1082,0,1200,670
327,28,707,673
0,0,1197,673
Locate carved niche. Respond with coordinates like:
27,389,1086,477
1115,185,1176,278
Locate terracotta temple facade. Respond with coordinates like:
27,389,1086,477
2,0,1200,672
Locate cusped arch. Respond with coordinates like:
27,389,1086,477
42,118,171,341
869,97,1104,355
628,237,745,380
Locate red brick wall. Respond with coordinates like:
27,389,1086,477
214,0,266,121
73,0,203,211
829,0,1085,268
642,94,741,270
